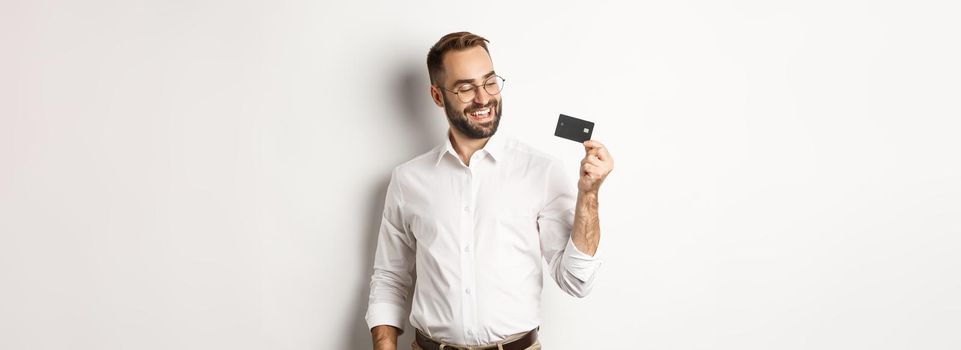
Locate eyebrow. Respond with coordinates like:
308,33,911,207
450,71,496,87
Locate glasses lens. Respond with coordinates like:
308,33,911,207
456,88,475,103
452,76,504,103
484,76,504,96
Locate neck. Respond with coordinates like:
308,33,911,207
448,128,489,167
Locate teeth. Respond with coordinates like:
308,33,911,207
471,108,490,116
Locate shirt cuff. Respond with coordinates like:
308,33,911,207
564,237,603,282
365,302,408,333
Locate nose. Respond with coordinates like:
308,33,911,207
472,86,492,105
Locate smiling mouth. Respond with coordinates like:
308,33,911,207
468,107,492,121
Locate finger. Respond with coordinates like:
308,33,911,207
595,145,612,162
584,141,607,159
584,140,606,150
585,160,609,174
582,154,605,169
588,145,611,162
582,163,602,178
583,140,603,153
585,156,605,169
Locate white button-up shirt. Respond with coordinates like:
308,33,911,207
365,132,603,346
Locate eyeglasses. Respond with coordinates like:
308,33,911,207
444,75,506,103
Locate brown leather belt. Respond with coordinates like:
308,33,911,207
415,327,538,350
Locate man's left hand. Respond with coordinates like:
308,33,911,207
578,140,614,194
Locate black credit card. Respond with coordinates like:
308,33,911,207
554,114,594,143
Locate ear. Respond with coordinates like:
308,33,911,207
430,85,444,108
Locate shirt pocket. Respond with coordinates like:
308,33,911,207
497,207,538,234
493,205,541,269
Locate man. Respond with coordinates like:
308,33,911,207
366,32,614,350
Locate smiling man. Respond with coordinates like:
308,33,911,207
366,32,614,350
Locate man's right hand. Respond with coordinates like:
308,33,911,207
371,325,401,350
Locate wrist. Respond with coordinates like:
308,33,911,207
374,342,396,350
371,325,400,350
373,338,397,350
578,190,599,199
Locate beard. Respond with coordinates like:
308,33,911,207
443,94,503,139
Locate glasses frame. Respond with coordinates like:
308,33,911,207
444,75,507,103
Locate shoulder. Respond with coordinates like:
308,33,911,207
390,145,443,181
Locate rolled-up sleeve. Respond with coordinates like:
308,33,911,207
365,168,416,331
537,159,603,298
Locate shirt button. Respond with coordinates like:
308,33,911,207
463,206,470,212
464,245,470,253
467,329,473,336
465,288,471,295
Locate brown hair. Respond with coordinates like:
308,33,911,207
427,31,490,86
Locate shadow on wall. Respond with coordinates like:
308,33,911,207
337,61,437,350
396,63,443,152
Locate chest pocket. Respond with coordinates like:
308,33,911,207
483,182,542,268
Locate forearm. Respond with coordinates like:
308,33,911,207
371,325,400,350
571,190,600,256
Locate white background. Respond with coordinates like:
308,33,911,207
2,1,960,349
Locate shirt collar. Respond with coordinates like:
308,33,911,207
434,131,505,167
